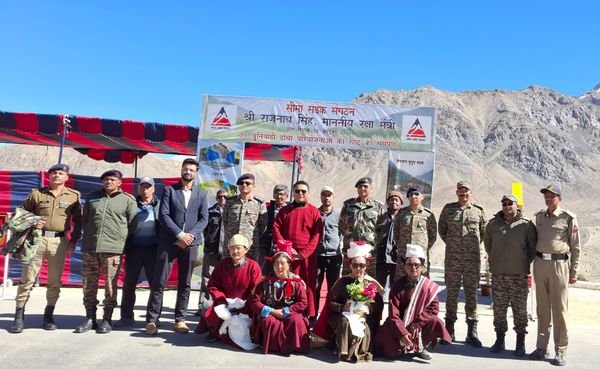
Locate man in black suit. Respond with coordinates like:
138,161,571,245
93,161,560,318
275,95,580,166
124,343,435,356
145,158,208,335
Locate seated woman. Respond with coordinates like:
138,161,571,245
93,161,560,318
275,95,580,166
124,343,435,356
248,240,310,355
374,244,452,360
200,234,262,349
313,241,384,363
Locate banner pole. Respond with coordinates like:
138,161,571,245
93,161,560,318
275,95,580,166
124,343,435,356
290,147,297,195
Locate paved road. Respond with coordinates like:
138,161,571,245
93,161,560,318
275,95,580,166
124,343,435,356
1,272,599,369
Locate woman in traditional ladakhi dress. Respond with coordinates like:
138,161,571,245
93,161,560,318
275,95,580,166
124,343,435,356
249,240,310,355
312,241,384,363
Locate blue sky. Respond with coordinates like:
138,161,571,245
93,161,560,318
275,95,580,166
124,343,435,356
1,1,598,127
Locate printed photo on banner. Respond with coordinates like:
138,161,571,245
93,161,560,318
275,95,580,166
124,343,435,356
196,140,244,205
386,151,435,208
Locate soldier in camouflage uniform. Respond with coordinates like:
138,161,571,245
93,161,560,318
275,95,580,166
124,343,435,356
9,163,82,334
438,181,487,347
339,177,384,277
75,170,137,334
394,185,437,280
221,173,267,260
484,194,536,356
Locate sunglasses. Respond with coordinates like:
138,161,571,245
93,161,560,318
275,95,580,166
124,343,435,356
351,263,367,269
238,181,254,186
501,202,514,207
217,195,227,199
294,189,307,194
405,263,423,268
408,192,421,197
357,184,369,189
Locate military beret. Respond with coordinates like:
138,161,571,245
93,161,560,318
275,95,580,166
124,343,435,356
48,163,69,173
457,180,471,190
320,186,335,195
500,194,519,203
355,177,373,188
407,185,424,196
100,169,123,180
540,183,561,197
139,176,155,186
237,173,255,185
273,184,288,193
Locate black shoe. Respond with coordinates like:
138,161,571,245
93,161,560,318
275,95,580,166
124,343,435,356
443,319,455,343
96,319,112,334
113,318,135,328
74,307,97,333
465,320,482,348
529,348,549,360
205,332,218,343
490,332,505,353
416,349,432,360
42,305,57,330
514,333,526,357
552,355,566,366
9,307,25,334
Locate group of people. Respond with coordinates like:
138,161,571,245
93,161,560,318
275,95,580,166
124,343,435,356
6,159,580,366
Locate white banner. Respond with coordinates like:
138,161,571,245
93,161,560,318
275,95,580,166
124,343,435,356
387,151,435,208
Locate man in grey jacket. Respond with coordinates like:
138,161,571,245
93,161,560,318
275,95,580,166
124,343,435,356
484,194,537,356
315,186,342,313
75,169,137,334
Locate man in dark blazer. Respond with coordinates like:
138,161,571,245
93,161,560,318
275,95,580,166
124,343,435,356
145,158,208,335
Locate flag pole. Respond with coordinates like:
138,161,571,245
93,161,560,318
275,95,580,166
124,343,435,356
58,115,70,164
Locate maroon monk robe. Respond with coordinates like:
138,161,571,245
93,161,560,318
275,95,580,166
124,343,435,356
203,257,262,347
272,202,323,317
375,276,452,358
248,274,310,355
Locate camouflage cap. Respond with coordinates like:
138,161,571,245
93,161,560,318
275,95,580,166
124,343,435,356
355,177,373,188
456,180,471,190
540,183,562,197
48,163,70,173
101,169,123,180
500,194,519,203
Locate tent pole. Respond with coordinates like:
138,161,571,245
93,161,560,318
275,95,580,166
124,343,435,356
290,146,297,195
134,154,138,178
58,115,70,164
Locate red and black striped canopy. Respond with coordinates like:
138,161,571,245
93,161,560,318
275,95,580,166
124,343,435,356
0,111,199,163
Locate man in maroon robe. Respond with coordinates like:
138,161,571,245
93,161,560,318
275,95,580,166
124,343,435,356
375,244,451,361
200,234,262,348
272,180,323,318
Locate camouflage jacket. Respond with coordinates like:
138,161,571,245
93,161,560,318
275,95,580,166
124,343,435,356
394,205,437,262
221,195,267,256
339,197,384,255
438,202,487,261
0,208,43,264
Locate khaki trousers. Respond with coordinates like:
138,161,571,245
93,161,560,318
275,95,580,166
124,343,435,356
16,236,69,307
533,257,569,355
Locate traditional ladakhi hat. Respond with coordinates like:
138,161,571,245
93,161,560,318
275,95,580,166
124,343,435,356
228,234,250,249
405,244,426,260
266,239,296,261
347,241,373,259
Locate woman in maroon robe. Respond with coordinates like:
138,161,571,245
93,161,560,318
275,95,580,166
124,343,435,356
249,241,310,355
375,244,451,360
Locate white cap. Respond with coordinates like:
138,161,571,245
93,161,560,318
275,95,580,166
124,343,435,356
320,186,335,195
405,244,426,260
347,241,372,259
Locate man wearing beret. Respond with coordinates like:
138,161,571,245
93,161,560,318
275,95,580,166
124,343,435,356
529,184,580,366
484,194,537,356
438,180,487,346
339,177,385,277
394,185,437,279
75,169,137,334
221,173,267,260
9,163,82,333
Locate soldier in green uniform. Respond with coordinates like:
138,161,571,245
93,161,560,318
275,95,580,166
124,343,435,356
484,194,537,356
529,184,580,367
339,177,384,277
221,173,267,260
9,163,82,334
394,185,437,279
438,181,487,347
75,170,137,334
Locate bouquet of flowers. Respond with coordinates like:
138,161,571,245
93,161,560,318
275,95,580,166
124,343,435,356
346,281,377,303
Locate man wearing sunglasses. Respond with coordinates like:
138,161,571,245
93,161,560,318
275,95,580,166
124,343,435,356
272,180,323,318
339,177,385,277
221,173,267,260
394,185,437,279
484,194,536,357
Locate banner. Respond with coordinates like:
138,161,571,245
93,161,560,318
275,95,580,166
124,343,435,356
387,151,435,208
200,95,436,152
196,140,244,204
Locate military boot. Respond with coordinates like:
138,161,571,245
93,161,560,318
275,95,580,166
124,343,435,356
465,320,482,348
9,307,25,334
441,319,455,344
43,305,58,330
515,333,526,357
74,306,97,333
490,331,505,353
96,308,113,334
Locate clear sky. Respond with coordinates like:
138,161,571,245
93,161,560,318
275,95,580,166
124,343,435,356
1,0,598,127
